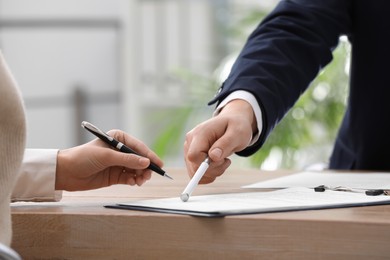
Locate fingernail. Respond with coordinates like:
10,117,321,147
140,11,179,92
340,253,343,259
210,148,222,160
139,157,149,167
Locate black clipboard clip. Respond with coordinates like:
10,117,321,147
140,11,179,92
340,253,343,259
314,185,390,196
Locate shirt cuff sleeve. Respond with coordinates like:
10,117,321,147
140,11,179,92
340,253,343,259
214,90,263,146
11,149,62,202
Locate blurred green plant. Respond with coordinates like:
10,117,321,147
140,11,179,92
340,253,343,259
151,68,219,158
152,5,349,169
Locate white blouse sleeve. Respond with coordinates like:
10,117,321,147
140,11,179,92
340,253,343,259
11,149,62,202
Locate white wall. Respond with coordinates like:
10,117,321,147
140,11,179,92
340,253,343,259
0,0,124,148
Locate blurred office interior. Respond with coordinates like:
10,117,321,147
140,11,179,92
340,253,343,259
0,0,348,170
0,0,277,167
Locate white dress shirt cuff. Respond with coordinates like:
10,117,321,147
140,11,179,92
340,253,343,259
12,149,62,202
214,90,263,146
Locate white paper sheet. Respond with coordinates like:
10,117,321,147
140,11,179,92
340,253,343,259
243,171,390,189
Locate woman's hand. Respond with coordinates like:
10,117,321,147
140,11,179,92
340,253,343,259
55,129,163,191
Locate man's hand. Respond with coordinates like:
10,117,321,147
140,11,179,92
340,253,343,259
184,99,257,184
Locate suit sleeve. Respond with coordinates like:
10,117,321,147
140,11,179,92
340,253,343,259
208,0,352,156
11,149,62,202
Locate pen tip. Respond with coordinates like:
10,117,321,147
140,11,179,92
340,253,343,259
180,193,189,202
164,173,173,180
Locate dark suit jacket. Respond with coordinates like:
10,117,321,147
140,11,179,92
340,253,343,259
209,0,390,170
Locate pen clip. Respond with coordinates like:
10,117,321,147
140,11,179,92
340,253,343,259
81,121,113,141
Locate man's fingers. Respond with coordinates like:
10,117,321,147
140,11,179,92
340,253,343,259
199,158,231,184
209,127,251,162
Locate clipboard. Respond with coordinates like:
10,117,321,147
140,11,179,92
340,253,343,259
105,187,390,217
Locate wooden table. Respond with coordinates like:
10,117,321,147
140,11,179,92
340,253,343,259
11,168,390,259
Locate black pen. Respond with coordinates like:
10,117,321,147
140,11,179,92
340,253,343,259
81,121,172,180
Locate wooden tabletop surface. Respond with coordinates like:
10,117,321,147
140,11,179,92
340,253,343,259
11,168,390,259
